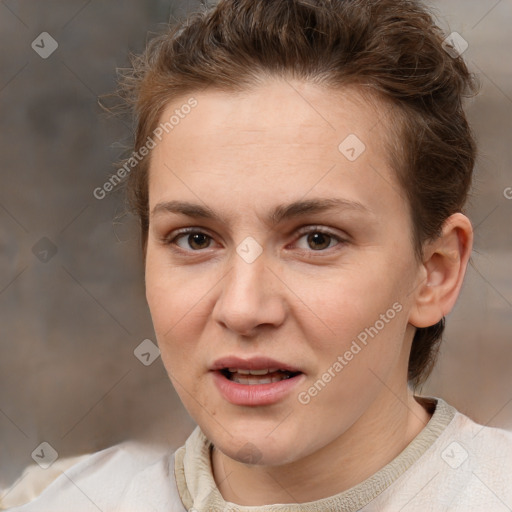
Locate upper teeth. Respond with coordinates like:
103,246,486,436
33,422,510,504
228,368,280,375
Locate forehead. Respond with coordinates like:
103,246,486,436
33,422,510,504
156,80,388,152
147,79,403,216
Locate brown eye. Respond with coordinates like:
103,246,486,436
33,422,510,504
187,233,211,250
295,228,342,252
169,230,214,251
306,232,332,250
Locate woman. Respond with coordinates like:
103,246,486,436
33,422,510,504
8,0,512,510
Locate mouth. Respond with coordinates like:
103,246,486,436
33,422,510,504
219,368,302,385
210,356,305,406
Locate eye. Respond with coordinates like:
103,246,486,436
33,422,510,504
294,227,345,252
167,229,216,251
163,226,346,254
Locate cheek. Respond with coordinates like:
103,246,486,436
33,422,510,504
294,266,411,388
145,271,209,411
145,256,207,366
145,245,209,323
292,266,406,340
295,278,408,414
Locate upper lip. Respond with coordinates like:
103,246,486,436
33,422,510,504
210,356,302,373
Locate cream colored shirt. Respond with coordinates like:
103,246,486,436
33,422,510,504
3,396,512,511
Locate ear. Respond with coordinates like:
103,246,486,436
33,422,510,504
409,213,473,328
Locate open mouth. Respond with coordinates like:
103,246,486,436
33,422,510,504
220,368,302,385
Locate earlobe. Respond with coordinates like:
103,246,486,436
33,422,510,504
409,213,473,328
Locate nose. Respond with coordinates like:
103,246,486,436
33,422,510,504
212,246,286,337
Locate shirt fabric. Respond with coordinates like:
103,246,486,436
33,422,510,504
4,396,512,511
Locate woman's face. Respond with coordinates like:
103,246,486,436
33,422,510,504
145,80,424,465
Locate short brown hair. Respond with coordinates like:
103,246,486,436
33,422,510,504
118,0,478,388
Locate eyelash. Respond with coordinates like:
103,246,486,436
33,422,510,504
162,226,347,256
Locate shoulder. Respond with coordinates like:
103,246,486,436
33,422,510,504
4,440,186,512
446,404,512,471
433,402,512,509
373,397,512,511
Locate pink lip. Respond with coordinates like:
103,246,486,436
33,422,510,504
211,370,305,406
210,355,302,373
210,355,305,406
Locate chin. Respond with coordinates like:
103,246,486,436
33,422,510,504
203,418,309,467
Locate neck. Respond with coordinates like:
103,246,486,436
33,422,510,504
211,389,431,506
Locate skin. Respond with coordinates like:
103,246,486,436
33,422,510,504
144,79,473,505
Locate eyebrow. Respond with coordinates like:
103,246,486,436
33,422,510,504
151,198,372,227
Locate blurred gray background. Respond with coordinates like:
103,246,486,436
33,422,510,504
0,0,511,495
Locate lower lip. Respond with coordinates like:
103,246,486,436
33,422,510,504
211,371,305,406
